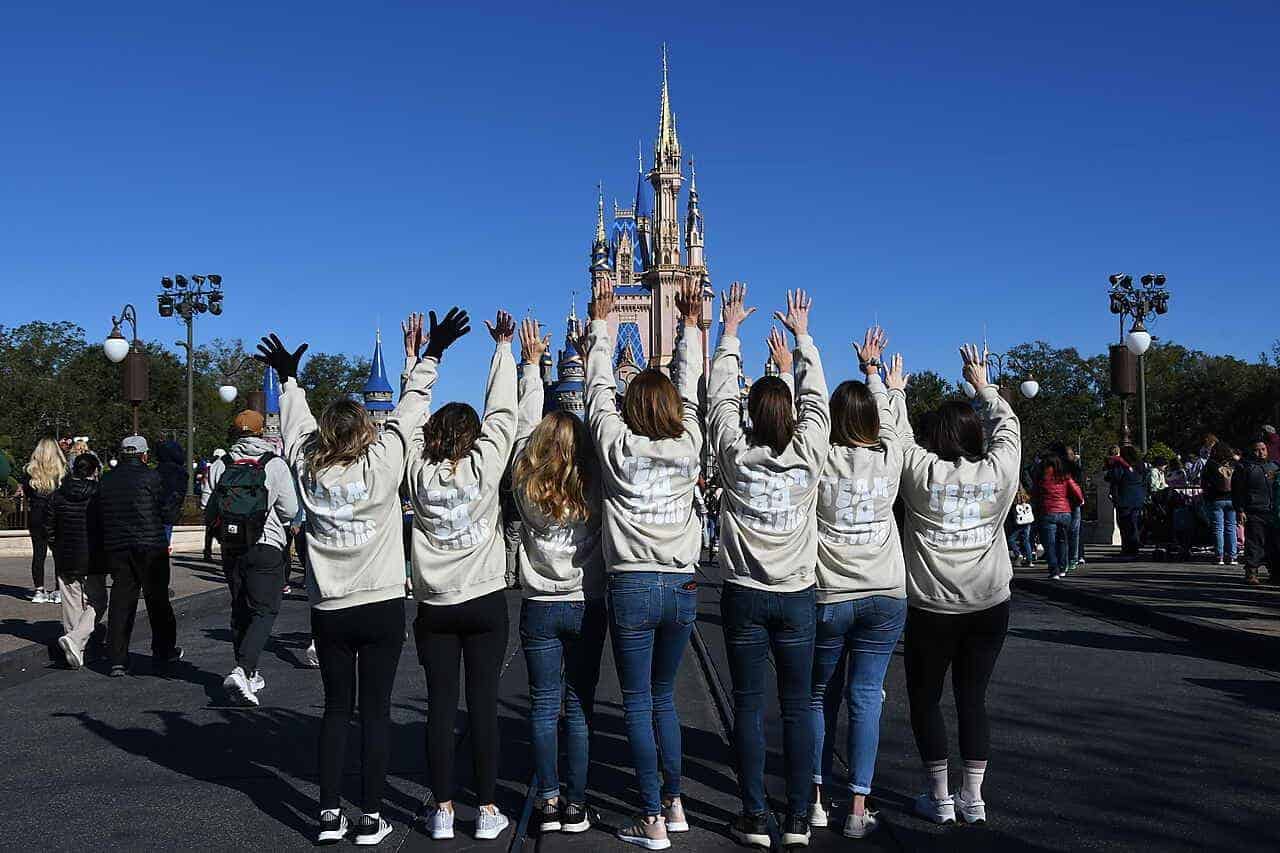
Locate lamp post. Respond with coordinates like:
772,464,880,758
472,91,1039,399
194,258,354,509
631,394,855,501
216,356,258,405
1107,273,1169,453
103,304,149,436
157,274,224,493
986,350,1041,403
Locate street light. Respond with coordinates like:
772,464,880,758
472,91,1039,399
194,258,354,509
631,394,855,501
1107,271,1170,452
986,350,1040,403
104,304,149,435
216,356,257,405
158,273,225,493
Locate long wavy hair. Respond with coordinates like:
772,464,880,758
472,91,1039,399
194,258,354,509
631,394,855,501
513,411,594,524
302,400,378,473
422,402,482,464
25,438,66,495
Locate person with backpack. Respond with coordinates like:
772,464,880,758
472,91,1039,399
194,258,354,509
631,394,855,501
204,409,299,706
1200,442,1238,566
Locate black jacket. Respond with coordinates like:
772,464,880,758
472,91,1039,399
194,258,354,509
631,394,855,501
1232,458,1278,514
42,477,103,578
19,473,54,531
156,440,189,506
97,457,179,551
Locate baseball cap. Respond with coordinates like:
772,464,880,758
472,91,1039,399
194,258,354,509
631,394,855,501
121,435,149,454
233,410,265,436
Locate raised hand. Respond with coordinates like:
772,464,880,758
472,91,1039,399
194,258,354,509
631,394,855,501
254,333,309,382
885,353,910,392
773,289,812,338
720,281,756,336
485,310,516,344
423,307,471,361
766,327,793,374
960,343,988,392
402,312,425,358
855,325,887,375
675,278,705,326
589,280,616,322
519,318,550,365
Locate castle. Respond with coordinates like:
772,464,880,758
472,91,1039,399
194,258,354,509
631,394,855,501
362,331,395,430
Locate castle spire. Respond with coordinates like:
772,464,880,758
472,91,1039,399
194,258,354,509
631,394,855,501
362,329,395,430
590,183,611,272
685,157,704,269
655,44,681,168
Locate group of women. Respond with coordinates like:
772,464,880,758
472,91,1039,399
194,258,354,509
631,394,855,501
256,276,1022,848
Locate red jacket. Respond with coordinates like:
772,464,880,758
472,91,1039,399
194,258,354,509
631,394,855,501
1038,472,1084,515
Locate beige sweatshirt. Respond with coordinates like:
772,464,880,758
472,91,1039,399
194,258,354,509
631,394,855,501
707,333,829,592
815,375,907,603
281,358,436,611
512,363,606,600
899,385,1022,613
585,318,704,574
406,342,517,606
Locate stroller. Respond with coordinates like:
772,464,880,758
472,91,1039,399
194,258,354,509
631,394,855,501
1147,486,1214,561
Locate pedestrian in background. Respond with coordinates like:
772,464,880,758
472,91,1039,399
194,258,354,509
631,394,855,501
155,439,188,547
1006,488,1035,568
1106,446,1147,558
1036,450,1083,580
45,452,105,668
21,437,66,604
1264,425,1280,464
201,447,227,561
1233,438,1279,585
1201,442,1238,566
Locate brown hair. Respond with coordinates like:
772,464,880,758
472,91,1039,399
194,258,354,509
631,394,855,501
303,400,378,473
423,402,482,464
747,376,795,454
924,401,985,462
622,370,684,441
513,411,594,524
829,380,880,448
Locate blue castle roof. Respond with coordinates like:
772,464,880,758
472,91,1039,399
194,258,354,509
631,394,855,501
362,333,395,411
614,321,647,369
262,367,281,414
635,168,652,220
611,214,645,274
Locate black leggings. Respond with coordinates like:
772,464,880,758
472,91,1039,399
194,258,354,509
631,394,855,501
904,601,1009,763
414,590,509,804
312,597,405,813
30,527,49,588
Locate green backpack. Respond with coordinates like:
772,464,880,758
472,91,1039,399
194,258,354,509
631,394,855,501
208,453,275,553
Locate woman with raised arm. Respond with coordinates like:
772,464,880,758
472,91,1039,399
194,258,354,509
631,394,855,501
260,309,466,847
584,278,704,851
707,284,830,849
805,328,908,839
511,318,607,837
896,344,1021,828
408,310,519,843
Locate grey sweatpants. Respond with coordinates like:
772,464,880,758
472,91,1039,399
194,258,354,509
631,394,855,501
59,574,108,657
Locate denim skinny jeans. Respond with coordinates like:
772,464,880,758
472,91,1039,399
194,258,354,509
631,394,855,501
1040,512,1072,572
1207,499,1238,561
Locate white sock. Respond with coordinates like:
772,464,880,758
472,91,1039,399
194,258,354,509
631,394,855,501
925,760,949,800
363,812,380,820
321,808,341,820
963,761,987,801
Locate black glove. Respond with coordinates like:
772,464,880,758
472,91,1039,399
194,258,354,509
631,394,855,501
423,307,471,361
254,333,309,382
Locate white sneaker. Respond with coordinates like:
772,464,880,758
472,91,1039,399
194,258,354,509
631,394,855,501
913,793,956,824
223,666,260,707
956,791,986,825
317,810,348,844
32,589,48,604
250,671,265,692
49,590,62,604
475,807,509,840
427,806,454,840
808,799,828,828
353,814,393,846
59,635,83,669
304,641,321,668
661,797,689,832
844,810,879,838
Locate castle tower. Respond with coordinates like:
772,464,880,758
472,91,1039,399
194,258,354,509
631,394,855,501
590,186,612,294
685,158,705,271
262,366,281,439
362,330,395,432
553,300,587,417
633,146,653,271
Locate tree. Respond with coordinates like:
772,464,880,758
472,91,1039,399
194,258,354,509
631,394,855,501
297,353,372,416
904,370,956,424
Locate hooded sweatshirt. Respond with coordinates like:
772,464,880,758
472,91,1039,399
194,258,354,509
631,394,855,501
511,362,605,601
202,435,299,551
898,385,1022,614
815,375,908,603
281,357,437,611
707,332,829,592
585,318,704,574
407,342,518,606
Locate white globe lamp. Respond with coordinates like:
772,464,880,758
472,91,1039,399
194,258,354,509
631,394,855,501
104,328,130,363
1125,327,1152,356
1020,379,1040,399
218,384,238,403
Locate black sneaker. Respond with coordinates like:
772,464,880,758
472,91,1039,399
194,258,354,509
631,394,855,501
781,813,810,847
156,646,184,666
730,813,770,849
317,811,348,844
353,814,392,846
562,802,592,833
537,800,562,834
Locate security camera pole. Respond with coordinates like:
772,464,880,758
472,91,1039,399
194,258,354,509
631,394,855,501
1107,273,1170,453
157,273,224,494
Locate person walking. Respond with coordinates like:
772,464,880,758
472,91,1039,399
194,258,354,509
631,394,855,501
1005,489,1035,568
155,439,188,547
1201,442,1239,566
202,447,227,561
584,279,705,851
512,319,606,837
807,327,908,839
898,345,1021,827
1035,450,1083,580
1233,438,1279,585
260,311,448,847
1063,445,1087,568
1106,446,1147,558
204,409,299,706
407,310,517,843
706,285,829,849
98,435,183,676
45,453,105,668
500,465,523,589
21,437,66,604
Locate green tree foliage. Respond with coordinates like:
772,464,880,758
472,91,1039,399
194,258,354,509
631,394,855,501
297,353,372,416
904,370,957,424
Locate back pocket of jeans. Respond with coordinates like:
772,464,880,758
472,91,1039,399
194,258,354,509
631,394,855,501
610,588,652,631
674,584,698,626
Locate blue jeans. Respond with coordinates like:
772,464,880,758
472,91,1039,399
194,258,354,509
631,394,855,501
810,595,906,796
721,583,816,817
608,572,697,816
1069,505,1083,563
1007,525,1032,562
521,598,608,804
1040,512,1072,572
1207,499,1238,561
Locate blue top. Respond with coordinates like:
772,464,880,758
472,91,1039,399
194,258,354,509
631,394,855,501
262,366,281,414
362,334,395,411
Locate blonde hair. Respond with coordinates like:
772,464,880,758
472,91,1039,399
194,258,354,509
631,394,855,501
513,411,593,525
25,438,67,495
302,400,377,473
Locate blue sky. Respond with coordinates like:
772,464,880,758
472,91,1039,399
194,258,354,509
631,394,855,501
2,1,1277,405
